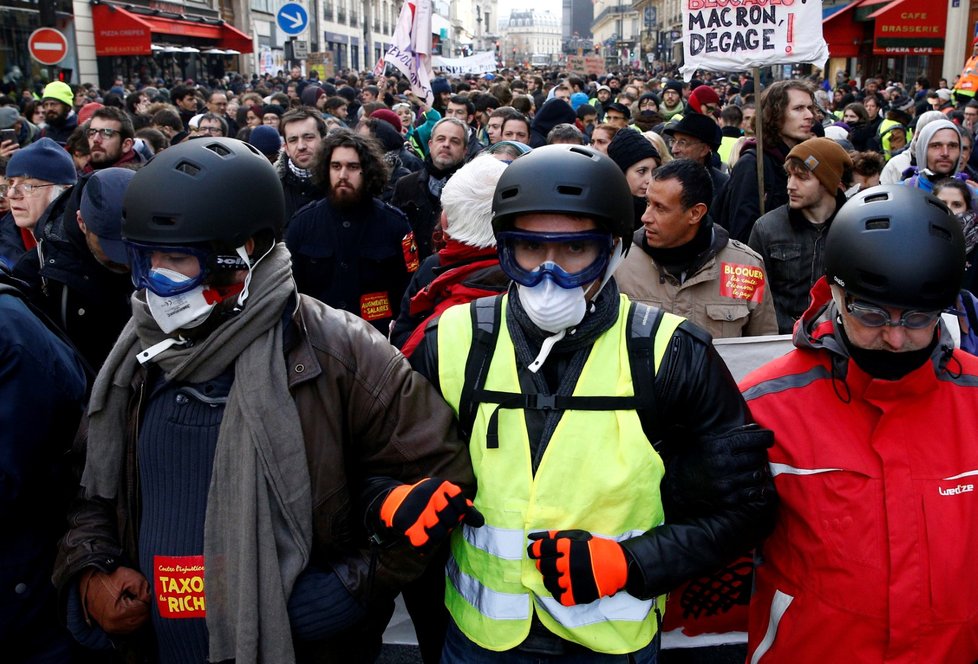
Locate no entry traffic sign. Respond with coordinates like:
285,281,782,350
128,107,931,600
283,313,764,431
29,28,69,66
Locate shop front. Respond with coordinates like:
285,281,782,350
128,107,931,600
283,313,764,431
90,0,253,88
821,0,947,86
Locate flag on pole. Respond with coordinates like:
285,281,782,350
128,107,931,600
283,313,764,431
374,0,434,106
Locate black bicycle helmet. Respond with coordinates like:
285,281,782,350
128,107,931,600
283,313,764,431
123,137,285,246
825,184,964,310
492,144,634,238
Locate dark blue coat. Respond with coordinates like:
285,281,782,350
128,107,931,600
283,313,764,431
0,286,86,661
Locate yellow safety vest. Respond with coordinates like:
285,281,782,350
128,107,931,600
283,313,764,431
437,294,682,654
719,134,740,165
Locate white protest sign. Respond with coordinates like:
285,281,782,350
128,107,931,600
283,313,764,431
432,51,497,74
679,0,828,80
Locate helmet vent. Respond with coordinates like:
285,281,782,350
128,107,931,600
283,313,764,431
556,185,583,196
499,186,519,200
864,218,890,230
175,161,201,176
150,215,177,227
205,142,233,157
929,224,952,242
863,192,890,204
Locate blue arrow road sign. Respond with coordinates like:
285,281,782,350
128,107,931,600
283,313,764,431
277,3,308,35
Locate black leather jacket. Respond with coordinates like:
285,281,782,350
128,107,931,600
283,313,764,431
410,289,776,602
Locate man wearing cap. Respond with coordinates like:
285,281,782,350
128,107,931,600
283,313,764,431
742,185,978,662
39,81,78,146
660,80,685,121
589,84,614,121
13,168,137,370
749,137,853,334
616,159,778,338
665,113,729,209
0,138,76,269
602,102,630,130
687,84,720,117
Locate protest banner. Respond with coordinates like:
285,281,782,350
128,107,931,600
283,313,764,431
679,0,828,81
432,51,497,74
374,0,434,105
565,55,607,76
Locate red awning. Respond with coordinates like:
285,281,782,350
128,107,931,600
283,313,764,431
91,3,252,56
822,1,865,57
871,0,946,54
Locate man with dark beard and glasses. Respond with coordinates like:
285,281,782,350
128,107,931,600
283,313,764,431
287,130,419,334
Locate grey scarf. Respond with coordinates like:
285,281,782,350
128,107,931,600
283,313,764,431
84,243,312,663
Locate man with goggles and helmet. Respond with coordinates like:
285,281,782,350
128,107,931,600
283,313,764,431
409,144,776,661
742,185,978,662
53,137,476,663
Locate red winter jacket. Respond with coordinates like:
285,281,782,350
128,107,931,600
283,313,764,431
740,277,978,663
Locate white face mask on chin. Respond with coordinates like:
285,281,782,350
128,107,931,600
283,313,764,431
146,268,217,334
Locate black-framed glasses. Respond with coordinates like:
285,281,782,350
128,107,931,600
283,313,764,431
846,299,942,330
0,182,57,197
87,127,121,140
197,126,224,135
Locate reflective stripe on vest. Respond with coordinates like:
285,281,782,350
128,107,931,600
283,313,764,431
437,294,681,653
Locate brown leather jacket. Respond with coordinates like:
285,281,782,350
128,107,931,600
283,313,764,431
52,295,474,659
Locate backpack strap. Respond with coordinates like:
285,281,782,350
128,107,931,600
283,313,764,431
457,295,504,441
460,299,667,449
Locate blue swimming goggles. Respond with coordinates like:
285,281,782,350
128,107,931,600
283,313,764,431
127,241,248,297
497,230,614,288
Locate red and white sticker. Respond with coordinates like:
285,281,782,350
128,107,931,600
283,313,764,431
719,262,765,303
360,291,392,321
154,555,206,619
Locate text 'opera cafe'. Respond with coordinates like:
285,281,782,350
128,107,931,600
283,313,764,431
90,0,253,87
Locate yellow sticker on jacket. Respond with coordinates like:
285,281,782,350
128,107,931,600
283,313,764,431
154,555,205,618
720,262,765,302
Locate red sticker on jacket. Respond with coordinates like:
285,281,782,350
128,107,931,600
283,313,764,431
360,291,392,321
154,555,206,619
719,262,765,302
402,232,420,273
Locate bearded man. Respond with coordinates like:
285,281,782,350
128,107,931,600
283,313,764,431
286,130,418,334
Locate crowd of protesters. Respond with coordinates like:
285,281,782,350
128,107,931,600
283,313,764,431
5,58,978,663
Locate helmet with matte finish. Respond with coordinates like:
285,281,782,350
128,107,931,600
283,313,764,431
123,137,285,246
492,144,634,237
825,184,964,309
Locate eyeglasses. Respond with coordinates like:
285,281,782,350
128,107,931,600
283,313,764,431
0,182,57,197
197,126,224,135
671,138,704,150
87,127,121,140
845,299,942,329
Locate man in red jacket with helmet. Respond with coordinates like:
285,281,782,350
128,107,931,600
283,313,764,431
742,185,978,662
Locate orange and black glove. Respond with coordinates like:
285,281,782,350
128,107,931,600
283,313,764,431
527,530,630,607
78,566,151,634
380,478,484,551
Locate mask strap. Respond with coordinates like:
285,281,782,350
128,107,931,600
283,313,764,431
527,329,566,373
138,336,190,365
